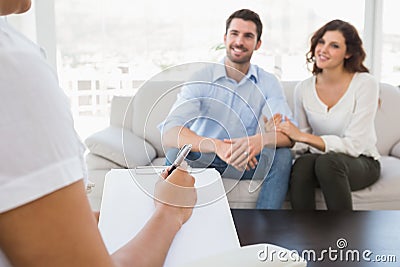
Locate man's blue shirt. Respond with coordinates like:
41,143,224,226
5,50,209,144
160,61,294,140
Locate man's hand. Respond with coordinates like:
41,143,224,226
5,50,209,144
212,139,234,163
155,167,197,226
223,134,264,171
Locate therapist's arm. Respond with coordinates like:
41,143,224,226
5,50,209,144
0,171,195,267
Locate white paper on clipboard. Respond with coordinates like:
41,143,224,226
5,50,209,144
98,168,240,267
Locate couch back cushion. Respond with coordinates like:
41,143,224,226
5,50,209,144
131,81,181,157
281,81,298,111
374,83,400,155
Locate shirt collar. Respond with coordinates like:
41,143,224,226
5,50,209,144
212,57,258,84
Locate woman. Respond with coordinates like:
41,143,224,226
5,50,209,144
277,19,380,210
0,1,196,266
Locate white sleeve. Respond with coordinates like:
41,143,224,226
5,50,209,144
0,29,85,213
321,76,379,157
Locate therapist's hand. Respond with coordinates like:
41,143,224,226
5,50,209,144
155,167,197,226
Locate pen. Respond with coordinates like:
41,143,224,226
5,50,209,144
167,144,192,175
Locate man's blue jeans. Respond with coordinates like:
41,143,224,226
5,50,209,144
165,147,292,209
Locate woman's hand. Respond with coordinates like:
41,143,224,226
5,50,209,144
276,116,304,142
263,114,282,132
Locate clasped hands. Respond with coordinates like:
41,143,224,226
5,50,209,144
215,134,264,171
214,114,301,171
266,113,302,142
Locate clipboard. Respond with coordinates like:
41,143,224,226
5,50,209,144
98,168,240,266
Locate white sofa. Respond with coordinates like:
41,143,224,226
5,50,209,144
85,81,400,211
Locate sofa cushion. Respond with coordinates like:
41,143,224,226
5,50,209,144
223,179,259,208
314,156,400,210
390,141,400,158
352,156,400,209
281,80,299,111
374,84,400,156
85,126,156,168
85,153,123,170
110,95,134,129
151,157,167,166
131,81,182,157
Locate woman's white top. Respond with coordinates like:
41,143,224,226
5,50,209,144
294,72,380,160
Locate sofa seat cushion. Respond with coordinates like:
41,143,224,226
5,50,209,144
151,157,167,166
223,179,260,207
353,156,400,209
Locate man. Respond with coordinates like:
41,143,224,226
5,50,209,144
161,9,295,209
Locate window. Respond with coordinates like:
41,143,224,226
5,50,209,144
53,0,365,138
381,0,400,86
55,0,365,80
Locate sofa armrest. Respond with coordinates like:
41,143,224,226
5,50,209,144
85,126,156,168
390,140,400,159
